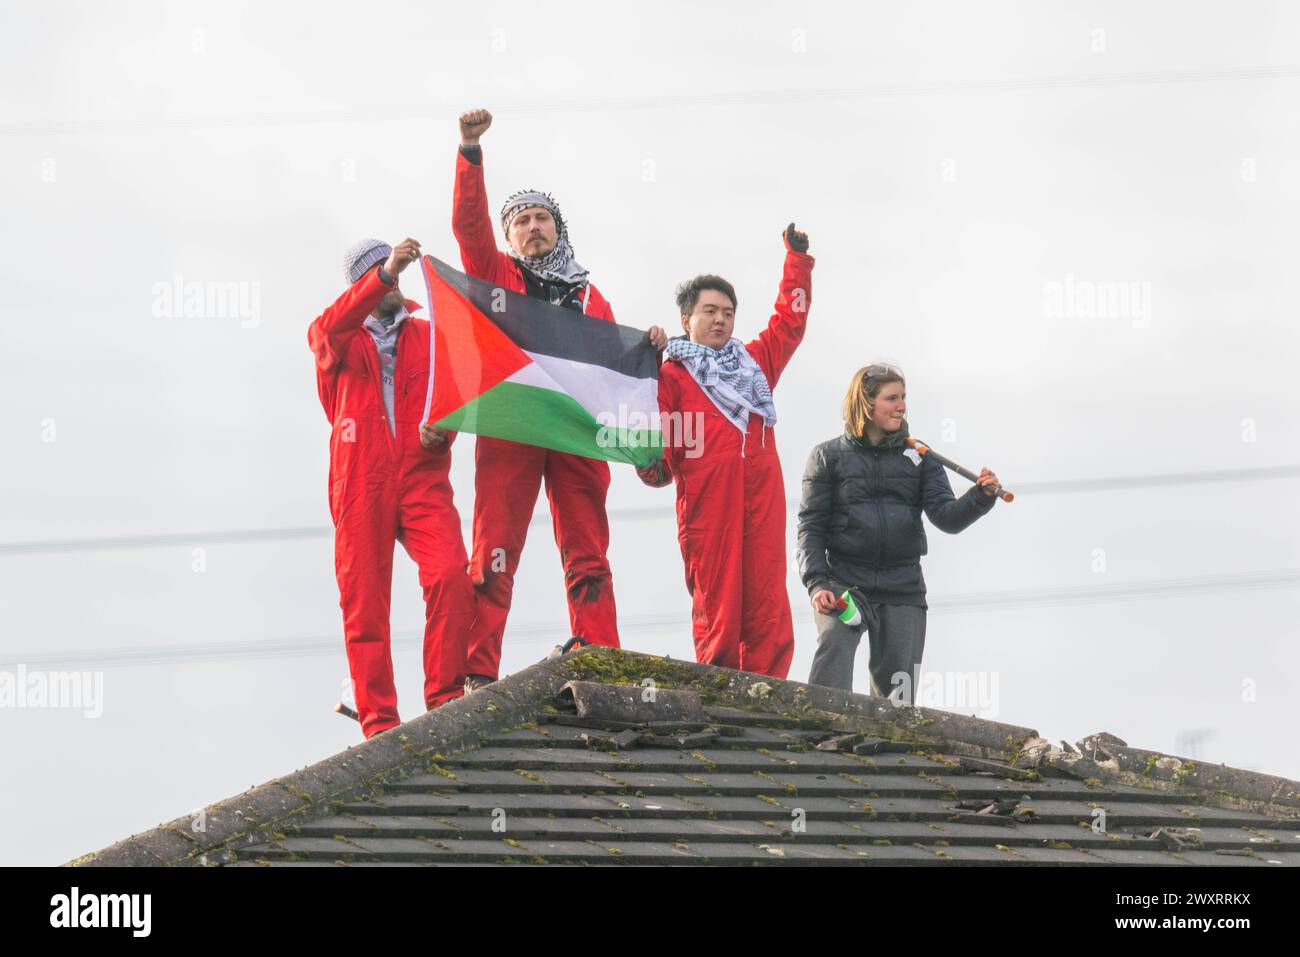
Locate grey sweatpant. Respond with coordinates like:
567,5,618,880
807,594,926,699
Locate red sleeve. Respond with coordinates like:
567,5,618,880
452,149,518,286
745,249,814,388
307,265,393,374
657,366,682,480
634,368,675,488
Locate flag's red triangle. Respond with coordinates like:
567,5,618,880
421,256,531,426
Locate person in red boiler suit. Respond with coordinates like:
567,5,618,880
308,236,476,738
452,107,668,691
639,225,814,679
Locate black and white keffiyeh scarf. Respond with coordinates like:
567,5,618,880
499,188,590,287
665,336,777,434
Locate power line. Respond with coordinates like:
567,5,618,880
2,464,1295,557
0,509,658,556
0,612,685,672
1015,464,1300,495
928,568,1300,613
2,568,1294,672
5,64,1299,137
0,525,334,556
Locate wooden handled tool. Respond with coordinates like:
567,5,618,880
906,437,1014,503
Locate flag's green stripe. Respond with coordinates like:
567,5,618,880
436,380,663,468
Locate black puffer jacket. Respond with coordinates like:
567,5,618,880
797,423,996,607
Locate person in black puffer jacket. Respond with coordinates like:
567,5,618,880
798,362,1001,699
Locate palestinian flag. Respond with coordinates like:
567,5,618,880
418,256,663,468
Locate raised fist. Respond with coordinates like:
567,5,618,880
784,222,809,253
459,108,493,145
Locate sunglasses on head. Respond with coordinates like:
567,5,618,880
865,363,904,379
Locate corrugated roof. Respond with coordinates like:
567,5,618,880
72,649,1300,867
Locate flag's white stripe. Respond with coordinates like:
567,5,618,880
506,352,659,429
504,360,566,394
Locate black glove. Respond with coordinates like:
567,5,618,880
784,222,809,253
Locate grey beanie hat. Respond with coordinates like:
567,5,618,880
343,238,392,285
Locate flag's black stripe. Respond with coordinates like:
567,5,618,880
431,257,659,380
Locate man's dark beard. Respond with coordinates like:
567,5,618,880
374,290,403,321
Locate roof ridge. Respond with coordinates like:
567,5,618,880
70,647,1300,866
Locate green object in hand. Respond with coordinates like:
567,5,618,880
835,590,862,626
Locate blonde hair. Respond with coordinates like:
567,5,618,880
843,363,906,439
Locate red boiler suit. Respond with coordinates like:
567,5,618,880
452,148,620,681
657,249,815,678
309,264,476,738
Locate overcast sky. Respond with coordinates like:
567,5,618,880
1,0,1298,865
